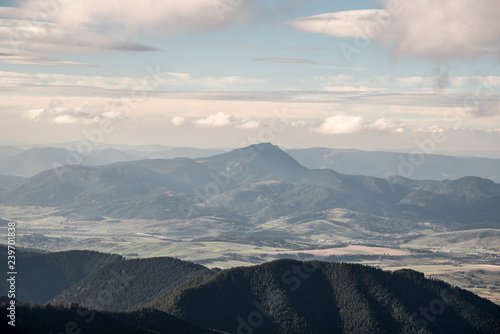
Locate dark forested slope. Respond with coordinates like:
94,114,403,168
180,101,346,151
149,259,500,334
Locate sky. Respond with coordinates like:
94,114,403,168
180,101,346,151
0,0,499,152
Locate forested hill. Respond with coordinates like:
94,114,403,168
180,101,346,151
51,256,213,311
1,248,499,333
0,245,122,304
149,259,500,334
0,246,213,309
0,303,225,334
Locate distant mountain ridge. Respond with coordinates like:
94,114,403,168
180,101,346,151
1,143,499,228
286,147,500,183
0,145,228,177
0,147,144,177
2,143,499,182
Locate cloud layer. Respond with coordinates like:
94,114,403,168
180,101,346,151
18,0,249,34
286,0,500,61
0,9,159,54
254,58,317,64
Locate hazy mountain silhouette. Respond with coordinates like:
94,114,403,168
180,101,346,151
1,143,499,227
287,147,500,183
0,147,144,177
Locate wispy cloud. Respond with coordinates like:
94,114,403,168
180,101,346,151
254,58,317,64
0,48,95,67
323,86,383,92
285,10,386,38
282,46,326,51
0,71,266,91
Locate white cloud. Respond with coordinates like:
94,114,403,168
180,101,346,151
194,112,234,127
368,118,405,133
237,120,260,129
315,115,402,134
286,0,500,61
191,114,260,129
171,116,185,126
0,15,158,55
52,115,78,124
315,115,365,134
18,0,248,34
24,108,44,120
285,10,387,38
23,100,125,124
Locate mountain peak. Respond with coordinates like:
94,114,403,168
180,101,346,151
246,142,279,150
199,143,307,183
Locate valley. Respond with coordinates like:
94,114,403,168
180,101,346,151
2,204,499,305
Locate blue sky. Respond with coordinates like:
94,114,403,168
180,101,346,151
0,0,499,151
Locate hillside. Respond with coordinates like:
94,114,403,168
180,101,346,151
0,303,225,334
52,257,213,311
0,246,214,310
0,174,25,189
0,246,122,304
0,163,193,219
150,259,500,334
399,177,500,227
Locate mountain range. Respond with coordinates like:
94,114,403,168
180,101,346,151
1,144,500,183
286,148,500,183
1,143,499,229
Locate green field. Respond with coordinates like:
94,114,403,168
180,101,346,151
1,205,499,304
